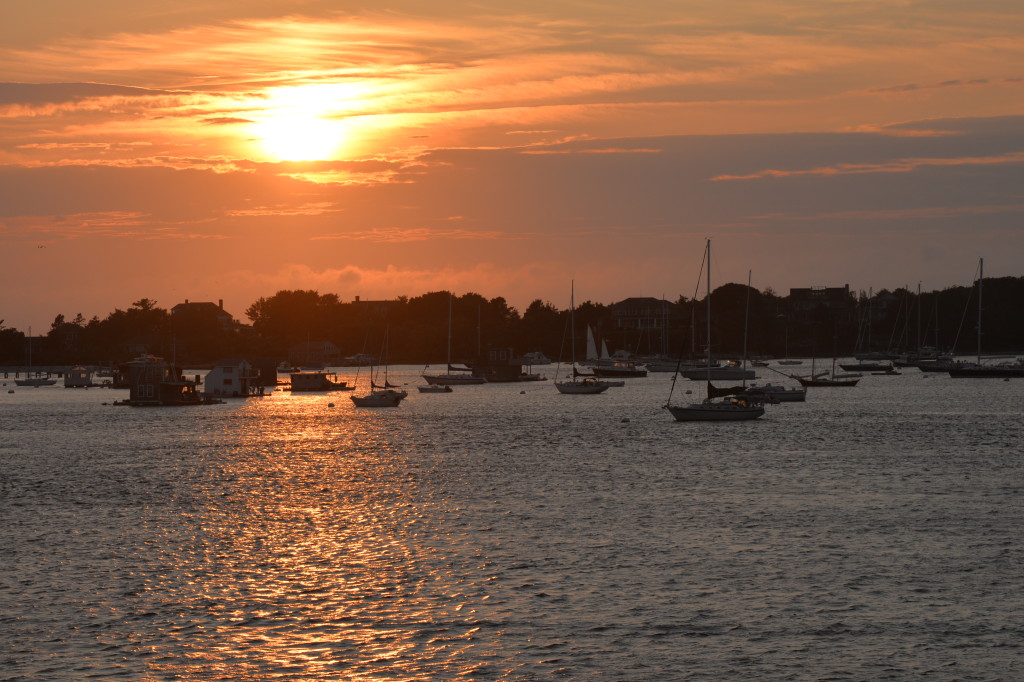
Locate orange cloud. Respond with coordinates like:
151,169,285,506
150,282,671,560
712,151,1024,181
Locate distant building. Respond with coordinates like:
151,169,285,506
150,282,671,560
171,299,237,331
609,297,683,331
348,296,392,318
789,285,854,321
608,297,685,356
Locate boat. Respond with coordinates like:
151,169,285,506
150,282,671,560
13,329,57,387
417,384,453,393
113,355,223,406
949,258,1024,378
555,283,611,394
666,240,764,421
743,382,806,402
794,361,859,387
680,360,755,381
422,294,487,385
839,361,893,372
289,370,351,391
591,358,648,378
351,329,408,406
521,351,552,365
351,388,407,407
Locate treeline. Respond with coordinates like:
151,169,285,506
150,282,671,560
2,278,1023,366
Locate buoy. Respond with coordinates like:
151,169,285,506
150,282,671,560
328,402,335,407
685,389,692,394
621,417,630,423
520,390,526,394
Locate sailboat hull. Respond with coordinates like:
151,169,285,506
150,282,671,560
422,374,487,385
667,403,764,421
555,380,609,394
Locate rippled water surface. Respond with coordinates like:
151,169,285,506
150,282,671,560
1,367,1021,680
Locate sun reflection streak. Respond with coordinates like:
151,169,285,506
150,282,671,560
139,391,505,680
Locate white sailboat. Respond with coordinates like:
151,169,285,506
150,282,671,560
352,329,408,407
422,294,487,385
666,240,764,421
556,282,611,394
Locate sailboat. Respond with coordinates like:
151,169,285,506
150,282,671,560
665,240,764,421
794,337,859,387
556,282,611,394
351,329,408,407
422,294,487,385
14,328,57,387
949,258,1024,378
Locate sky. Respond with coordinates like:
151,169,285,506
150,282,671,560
2,0,1023,332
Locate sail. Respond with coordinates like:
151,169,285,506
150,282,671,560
585,326,598,361
600,339,610,360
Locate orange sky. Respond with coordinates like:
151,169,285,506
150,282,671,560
2,1,1023,331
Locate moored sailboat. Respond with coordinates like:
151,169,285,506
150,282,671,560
556,282,611,394
665,240,764,421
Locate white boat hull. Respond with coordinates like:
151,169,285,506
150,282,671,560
422,374,487,385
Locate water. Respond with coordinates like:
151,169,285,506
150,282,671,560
1,367,1021,680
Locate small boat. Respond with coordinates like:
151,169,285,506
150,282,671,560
743,383,806,402
667,394,766,421
417,384,453,393
422,294,488,385
555,283,611,394
289,370,350,391
351,388,407,407
665,241,765,421
556,375,612,394
352,328,408,406
948,258,1024,378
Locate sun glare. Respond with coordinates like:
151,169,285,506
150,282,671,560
255,115,347,161
251,84,370,162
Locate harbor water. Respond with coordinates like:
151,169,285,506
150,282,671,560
1,366,1021,680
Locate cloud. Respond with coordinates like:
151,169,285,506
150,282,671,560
711,151,1024,181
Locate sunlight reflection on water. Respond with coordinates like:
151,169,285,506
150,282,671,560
1,368,1022,679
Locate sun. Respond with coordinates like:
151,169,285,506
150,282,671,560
254,114,347,161
250,84,367,161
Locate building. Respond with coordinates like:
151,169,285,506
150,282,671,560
788,285,854,322
203,358,263,398
171,299,237,331
117,354,209,406
608,297,686,356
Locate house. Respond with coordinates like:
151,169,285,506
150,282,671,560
608,297,685,357
788,285,854,322
171,299,237,331
203,358,264,398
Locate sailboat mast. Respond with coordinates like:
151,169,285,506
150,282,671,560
742,270,751,387
447,294,453,369
705,239,712,380
570,281,576,368
977,258,983,363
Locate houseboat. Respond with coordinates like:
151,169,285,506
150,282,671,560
204,358,266,398
115,355,222,406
